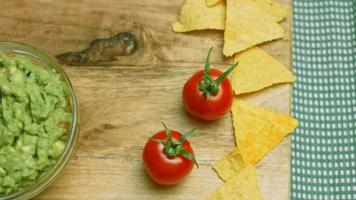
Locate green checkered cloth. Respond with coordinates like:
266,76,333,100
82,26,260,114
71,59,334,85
291,0,356,199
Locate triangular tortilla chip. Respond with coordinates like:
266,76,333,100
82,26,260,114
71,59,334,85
255,0,289,22
206,0,222,6
223,0,285,56
173,0,225,32
213,148,246,182
174,0,287,33
232,47,295,95
207,165,263,200
205,0,288,21
231,99,298,164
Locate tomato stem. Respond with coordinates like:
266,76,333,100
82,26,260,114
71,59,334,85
149,122,199,168
199,47,238,97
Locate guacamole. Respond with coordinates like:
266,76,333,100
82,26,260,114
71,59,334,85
0,53,72,195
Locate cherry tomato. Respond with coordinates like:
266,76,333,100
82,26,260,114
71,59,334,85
142,123,197,185
182,48,238,121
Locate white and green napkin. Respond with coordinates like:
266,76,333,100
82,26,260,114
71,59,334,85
291,0,356,199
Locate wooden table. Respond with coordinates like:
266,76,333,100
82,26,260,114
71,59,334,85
0,0,291,199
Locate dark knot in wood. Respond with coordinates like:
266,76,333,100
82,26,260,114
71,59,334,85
56,32,138,66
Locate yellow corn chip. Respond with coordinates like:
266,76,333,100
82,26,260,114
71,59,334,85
206,165,263,200
172,0,225,32
232,47,295,95
231,99,298,164
174,0,287,33
205,0,288,22
255,0,289,22
213,148,246,182
223,0,285,56
206,0,222,6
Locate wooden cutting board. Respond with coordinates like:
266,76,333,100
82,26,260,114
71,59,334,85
0,0,291,199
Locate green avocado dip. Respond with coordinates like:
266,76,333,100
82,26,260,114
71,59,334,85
0,53,72,195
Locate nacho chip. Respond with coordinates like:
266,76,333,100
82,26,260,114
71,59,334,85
255,0,289,22
213,148,246,182
205,0,288,21
231,99,298,164
173,0,225,32
174,0,287,33
206,165,263,200
223,0,285,56
232,47,295,95
206,0,222,6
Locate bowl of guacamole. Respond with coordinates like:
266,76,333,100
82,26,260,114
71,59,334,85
0,41,79,199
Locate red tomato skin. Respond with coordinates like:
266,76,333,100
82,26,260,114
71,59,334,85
182,69,234,121
142,130,194,185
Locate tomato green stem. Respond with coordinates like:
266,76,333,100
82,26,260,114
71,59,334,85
161,122,174,156
199,47,238,97
150,122,199,168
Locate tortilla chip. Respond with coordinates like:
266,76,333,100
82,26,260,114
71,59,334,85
254,0,289,22
173,0,225,32
223,0,285,56
206,0,222,6
205,0,288,21
232,47,295,95
173,0,287,33
206,165,263,200
231,99,298,164
213,148,246,182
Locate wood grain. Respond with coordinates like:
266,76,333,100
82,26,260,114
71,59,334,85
0,0,291,199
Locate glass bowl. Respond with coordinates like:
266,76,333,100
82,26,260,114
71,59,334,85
0,41,80,200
